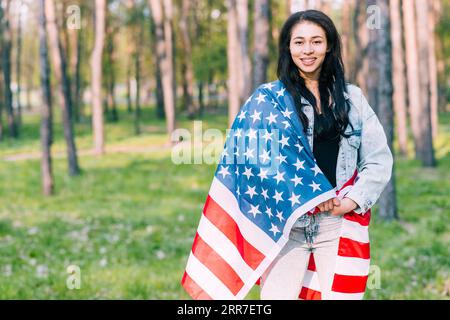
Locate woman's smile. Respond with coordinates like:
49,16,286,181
300,57,317,66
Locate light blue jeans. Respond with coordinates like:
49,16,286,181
260,213,343,300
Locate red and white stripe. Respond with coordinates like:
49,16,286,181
299,171,371,300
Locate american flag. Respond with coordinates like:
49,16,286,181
181,80,369,299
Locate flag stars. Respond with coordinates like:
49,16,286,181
262,130,273,142
248,204,261,218
291,174,304,187
279,134,290,148
250,110,262,123
259,149,271,163
293,158,305,171
243,167,254,179
275,153,287,165
262,82,275,90
243,148,255,160
261,188,269,200
218,166,230,179
276,87,286,98
281,108,293,119
311,164,322,176
273,190,284,204
269,223,280,236
289,192,301,206
265,207,273,218
237,110,247,122
247,128,257,142
257,168,269,181
294,143,304,153
265,112,278,125
245,185,258,199
276,210,285,222
309,181,321,192
255,92,267,105
273,170,285,184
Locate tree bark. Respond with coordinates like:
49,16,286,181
91,0,106,155
414,0,436,167
148,0,176,138
0,0,18,138
179,0,196,118
352,1,369,92
369,0,397,220
39,0,54,196
237,0,251,102
427,4,438,139
227,0,241,126
252,0,270,90
15,0,23,127
45,0,80,175
389,0,408,157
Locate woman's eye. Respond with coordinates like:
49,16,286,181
314,41,322,45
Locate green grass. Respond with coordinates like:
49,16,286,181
0,107,448,299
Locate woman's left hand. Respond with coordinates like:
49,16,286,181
329,197,358,216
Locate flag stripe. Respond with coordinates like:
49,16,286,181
331,274,369,293
209,178,275,254
299,286,322,300
307,253,316,271
197,214,254,280
181,272,212,300
185,252,235,299
344,212,371,226
192,233,245,295
338,237,370,259
203,195,265,270
340,219,369,243
333,256,371,276
302,269,321,292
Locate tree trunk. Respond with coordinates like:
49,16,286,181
227,0,241,126
414,0,436,167
105,14,118,122
427,4,438,139
45,0,80,175
237,0,251,102
15,0,23,127
341,0,354,79
366,0,397,220
252,0,270,90
148,0,176,138
403,0,435,166
0,0,18,138
39,0,54,196
179,0,196,118
389,0,408,157
134,18,143,135
352,1,369,92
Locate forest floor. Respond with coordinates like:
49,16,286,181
0,108,448,299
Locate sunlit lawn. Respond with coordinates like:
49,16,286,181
0,107,448,299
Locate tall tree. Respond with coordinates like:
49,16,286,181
252,0,270,90
389,0,408,157
104,2,118,122
38,0,54,196
45,0,80,175
366,0,397,220
15,0,23,126
91,0,106,155
179,0,196,118
237,0,251,102
403,0,435,166
149,0,176,137
427,2,439,139
352,0,369,92
414,0,436,166
0,0,18,138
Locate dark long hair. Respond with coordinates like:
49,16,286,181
277,10,352,137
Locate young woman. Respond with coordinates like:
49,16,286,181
259,10,393,299
182,9,392,301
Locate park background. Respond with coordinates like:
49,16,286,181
0,0,449,299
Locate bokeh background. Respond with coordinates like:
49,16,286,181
0,0,449,299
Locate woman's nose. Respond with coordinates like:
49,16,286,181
302,43,313,54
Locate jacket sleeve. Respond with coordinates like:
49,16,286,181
345,89,394,213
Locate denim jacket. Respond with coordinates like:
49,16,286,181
293,84,393,235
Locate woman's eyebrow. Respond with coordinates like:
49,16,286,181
292,35,324,40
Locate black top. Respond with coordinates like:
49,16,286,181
312,107,340,188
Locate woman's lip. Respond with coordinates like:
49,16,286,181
300,58,316,66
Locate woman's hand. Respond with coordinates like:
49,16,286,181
329,197,358,216
317,197,341,213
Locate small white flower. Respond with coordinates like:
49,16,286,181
99,258,108,267
28,227,39,235
178,215,185,222
99,247,107,254
36,265,49,278
155,250,166,260
3,265,12,277
29,258,37,266
146,225,155,235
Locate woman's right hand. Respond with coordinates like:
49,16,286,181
317,197,341,212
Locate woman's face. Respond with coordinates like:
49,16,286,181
289,21,328,79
